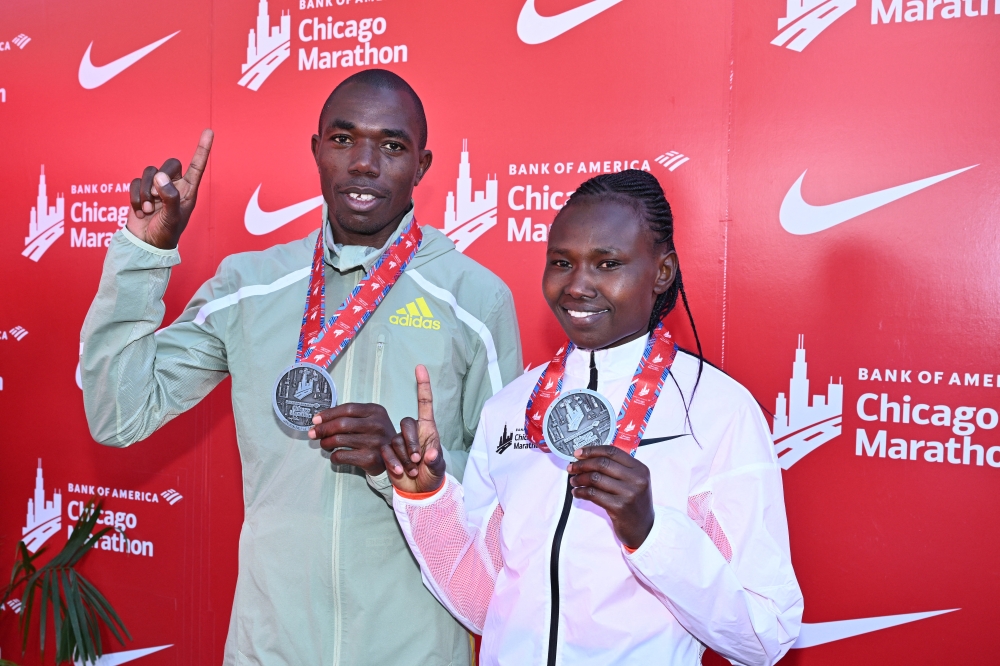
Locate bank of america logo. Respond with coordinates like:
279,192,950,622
443,140,498,252
654,151,690,172
8,326,29,341
13,34,31,49
772,0,855,52
23,166,65,262
772,335,843,469
161,489,184,505
239,0,291,91
23,460,62,553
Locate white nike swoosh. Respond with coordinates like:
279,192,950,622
793,609,957,648
74,644,172,666
79,32,180,89
780,165,976,235
244,185,325,235
517,0,624,44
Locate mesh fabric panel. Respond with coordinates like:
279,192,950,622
406,484,504,632
687,491,733,563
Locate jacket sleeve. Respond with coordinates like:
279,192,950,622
392,418,502,634
624,403,804,666
80,229,230,447
448,285,522,481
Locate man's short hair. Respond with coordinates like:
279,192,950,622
318,69,428,150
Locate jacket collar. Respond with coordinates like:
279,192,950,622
322,203,415,273
564,333,650,383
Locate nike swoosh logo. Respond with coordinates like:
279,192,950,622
638,435,688,447
793,609,957,648
79,32,180,89
779,165,976,235
244,185,325,236
74,644,172,665
517,0,624,44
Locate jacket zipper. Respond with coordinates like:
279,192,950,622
331,269,362,666
372,336,386,403
546,477,574,666
547,351,598,666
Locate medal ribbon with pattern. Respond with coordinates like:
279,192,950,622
296,218,422,369
525,323,677,456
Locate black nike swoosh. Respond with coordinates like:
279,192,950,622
638,435,688,447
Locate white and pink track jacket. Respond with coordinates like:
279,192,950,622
393,334,804,666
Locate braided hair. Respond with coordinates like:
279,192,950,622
557,169,706,421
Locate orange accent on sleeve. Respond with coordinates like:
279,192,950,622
395,481,445,501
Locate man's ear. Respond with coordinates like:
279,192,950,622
311,134,320,164
653,250,678,295
414,150,433,185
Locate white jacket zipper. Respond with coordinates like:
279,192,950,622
331,269,362,666
372,336,386,403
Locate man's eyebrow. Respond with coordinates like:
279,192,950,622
329,118,356,131
380,127,413,143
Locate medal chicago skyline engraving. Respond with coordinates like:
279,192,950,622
543,388,615,460
273,363,337,431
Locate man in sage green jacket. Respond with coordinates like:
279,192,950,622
80,70,521,665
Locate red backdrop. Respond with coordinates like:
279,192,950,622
1,0,998,663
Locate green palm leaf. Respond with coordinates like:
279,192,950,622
2,497,132,664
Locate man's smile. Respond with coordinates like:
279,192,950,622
339,186,386,213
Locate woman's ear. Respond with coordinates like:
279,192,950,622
653,250,678,295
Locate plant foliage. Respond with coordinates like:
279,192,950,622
1,498,131,665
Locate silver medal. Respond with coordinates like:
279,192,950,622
542,388,616,461
273,363,337,431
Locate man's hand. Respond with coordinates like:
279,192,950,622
384,365,446,494
308,403,397,477
568,446,655,550
127,129,214,250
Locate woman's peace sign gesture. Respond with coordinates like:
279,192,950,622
385,365,448,495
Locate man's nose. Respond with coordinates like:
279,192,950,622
348,140,380,177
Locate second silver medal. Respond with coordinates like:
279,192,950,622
542,388,616,461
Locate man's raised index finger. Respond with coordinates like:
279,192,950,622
183,129,214,187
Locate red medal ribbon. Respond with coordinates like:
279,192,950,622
295,219,422,369
525,323,677,456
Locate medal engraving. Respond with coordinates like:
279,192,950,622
273,363,337,431
542,389,615,460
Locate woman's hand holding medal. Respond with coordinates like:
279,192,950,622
385,365,447,495
567,447,655,551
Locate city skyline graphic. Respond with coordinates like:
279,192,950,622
23,460,62,553
443,140,498,252
239,0,291,91
771,0,855,52
773,335,843,469
23,166,64,262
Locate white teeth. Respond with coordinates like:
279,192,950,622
567,309,607,318
348,192,375,202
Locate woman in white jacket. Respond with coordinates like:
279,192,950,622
379,170,804,665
